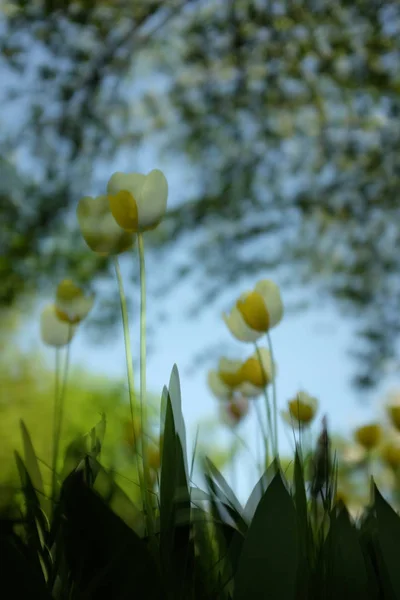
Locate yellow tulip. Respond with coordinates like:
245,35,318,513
55,279,94,324
107,169,168,232
381,440,400,469
208,359,263,401
354,424,382,450
218,358,243,387
283,391,318,426
240,347,275,388
77,194,134,255
40,304,76,347
223,279,283,342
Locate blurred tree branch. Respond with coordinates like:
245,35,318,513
1,0,400,389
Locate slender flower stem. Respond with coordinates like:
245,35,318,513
56,334,72,442
51,348,61,509
266,332,279,459
254,397,269,471
137,233,154,535
255,343,274,461
113,257,143,501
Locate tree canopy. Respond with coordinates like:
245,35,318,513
1,0,400,388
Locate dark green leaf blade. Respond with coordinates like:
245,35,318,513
234,472,298,600
325,506,369,599
374,483,400,598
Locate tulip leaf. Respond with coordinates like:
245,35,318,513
60,469,164,599
20,420,48,516
205,457,243,515
168,364,189,478
234,471,298,600
159,368,192,596
374,483,400,597
243,458,279,523
325,506,369,599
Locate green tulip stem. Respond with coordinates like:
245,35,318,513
137,233,154,536
255,342,274,463
266,331,279,460
51,347,61,510
113,257,143,503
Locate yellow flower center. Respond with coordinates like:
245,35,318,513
108,190,139,232
381,443,400,469
236,291,270,332
56,279,82,301
240,357,271,387
388,406,400,431
219,370,243,387
355,424,381,450
55,308,81,325
288,399,314,423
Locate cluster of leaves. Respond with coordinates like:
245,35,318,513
2,366,400,599
1,0,400,388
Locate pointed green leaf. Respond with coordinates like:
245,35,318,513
293,449,312,598
60,470,164,599
234,472,298,600
374,483,400,597
168,364,189,477
20,420,49,516
243,460,278,523
206,457,243,516
325,507,369,598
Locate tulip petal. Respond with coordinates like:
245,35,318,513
137,169,168,230
238,382,262,398
108,190,139,232
208,370,232,400
107,172,146,198
218,357,243,387
77,195,133,255
254,279,284,328
223,306,262,343
40,304,76,347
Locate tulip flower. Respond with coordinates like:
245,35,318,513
281,391,318,427
40,304,76,347
208,359,262,401
223,279,283,342
354,424,382,450
55,279,94,324
222,395,250,427
77,194,134,255
240,347,275,388
381,438,400,469
107,169,168,232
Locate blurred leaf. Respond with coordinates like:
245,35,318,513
0,535,52,599
374,483,400,598
20,419,49,516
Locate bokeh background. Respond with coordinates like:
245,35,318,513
1,0,399,505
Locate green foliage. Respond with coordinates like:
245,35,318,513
3,364,400,598
0,349,148,503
